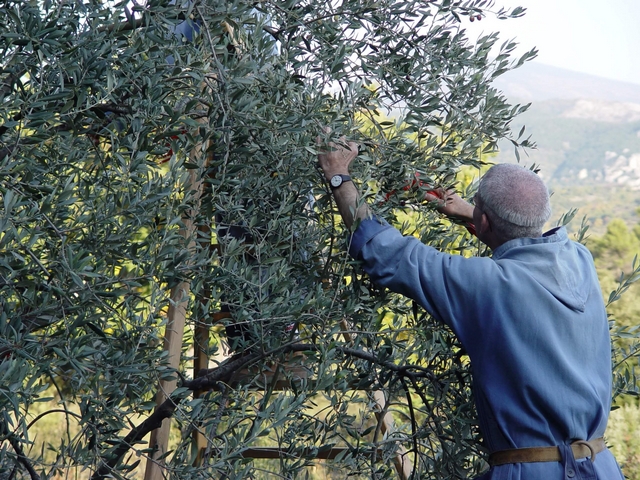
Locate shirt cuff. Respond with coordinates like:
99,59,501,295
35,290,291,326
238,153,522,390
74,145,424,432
348,216,392,259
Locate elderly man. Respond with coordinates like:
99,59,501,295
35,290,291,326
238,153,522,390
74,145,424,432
317,137,624,480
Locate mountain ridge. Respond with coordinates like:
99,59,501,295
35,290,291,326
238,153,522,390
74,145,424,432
493,62,640,104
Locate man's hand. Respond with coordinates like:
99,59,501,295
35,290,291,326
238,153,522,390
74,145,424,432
425,189,474,222
316,134,359,180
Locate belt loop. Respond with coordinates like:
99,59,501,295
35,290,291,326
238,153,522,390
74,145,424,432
559,444,578,479
562,442,598,480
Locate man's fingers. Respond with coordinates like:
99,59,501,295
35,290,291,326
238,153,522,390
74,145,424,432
424,188,447,208
425,188,444,199
424,193,445,206
316,135,358,156
316,127,332,150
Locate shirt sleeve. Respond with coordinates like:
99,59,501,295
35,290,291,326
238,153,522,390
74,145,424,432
349,216,494,344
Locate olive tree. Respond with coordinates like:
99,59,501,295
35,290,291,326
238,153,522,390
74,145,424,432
1,1,611,479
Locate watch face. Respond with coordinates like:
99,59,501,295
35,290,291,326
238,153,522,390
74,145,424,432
330,175,343,188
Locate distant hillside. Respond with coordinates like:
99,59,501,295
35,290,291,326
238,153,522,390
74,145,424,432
493,62,640,103
491,63,640,233
495,98,640,187
492,62,640,188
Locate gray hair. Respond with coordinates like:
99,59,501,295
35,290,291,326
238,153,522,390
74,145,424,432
476,164,551,241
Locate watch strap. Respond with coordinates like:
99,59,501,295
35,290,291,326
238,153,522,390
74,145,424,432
330,174,352,189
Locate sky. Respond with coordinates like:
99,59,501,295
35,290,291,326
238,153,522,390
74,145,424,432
465,0,640,86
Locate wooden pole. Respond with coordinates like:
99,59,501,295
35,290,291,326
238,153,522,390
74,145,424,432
373,390,413,480
144,149,207,479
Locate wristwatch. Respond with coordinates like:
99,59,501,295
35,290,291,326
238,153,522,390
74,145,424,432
329,174,352,189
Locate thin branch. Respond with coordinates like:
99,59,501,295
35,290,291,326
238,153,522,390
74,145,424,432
179,350,265,391
186,343,436,392
98,16,146,34
90,352,263,479
26,409,82,431
262,25,280,40
87,342,436,476
1,421,41,480
90,397,178,480
95,6,194,35
401,377,419,480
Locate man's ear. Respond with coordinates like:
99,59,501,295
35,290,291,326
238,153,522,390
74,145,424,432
478,211,491,235
483,212,492,232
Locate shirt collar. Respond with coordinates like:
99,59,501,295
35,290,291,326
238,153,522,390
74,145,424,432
492,226,568,259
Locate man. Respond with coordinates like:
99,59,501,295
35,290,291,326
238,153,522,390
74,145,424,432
317,136,625,480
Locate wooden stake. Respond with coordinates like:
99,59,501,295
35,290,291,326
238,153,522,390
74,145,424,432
144,160,206,479
373,390,413,480
144,281,190,479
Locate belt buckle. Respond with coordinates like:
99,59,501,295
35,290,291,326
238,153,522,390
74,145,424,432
572,440,597,463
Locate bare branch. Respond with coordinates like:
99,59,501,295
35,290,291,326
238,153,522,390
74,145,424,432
89,352,263,479
185,343,437,391
85,342,436,475
2,421,41,480
91,397,178,480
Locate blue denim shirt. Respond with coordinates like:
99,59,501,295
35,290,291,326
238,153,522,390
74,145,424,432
350,217,624,480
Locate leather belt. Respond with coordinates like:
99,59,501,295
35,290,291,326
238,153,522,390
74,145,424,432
489,438,606,467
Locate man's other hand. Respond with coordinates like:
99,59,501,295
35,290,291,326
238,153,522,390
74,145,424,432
425,189,474,222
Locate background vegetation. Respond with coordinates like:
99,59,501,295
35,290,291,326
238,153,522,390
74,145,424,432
587,209,640,480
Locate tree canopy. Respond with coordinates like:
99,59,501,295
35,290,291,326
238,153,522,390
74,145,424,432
6,1,635,480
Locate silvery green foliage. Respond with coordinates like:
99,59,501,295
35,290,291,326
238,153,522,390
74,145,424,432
0,1,542,478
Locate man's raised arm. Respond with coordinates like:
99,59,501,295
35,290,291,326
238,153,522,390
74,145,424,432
316,136,371,230
316,135,476,232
